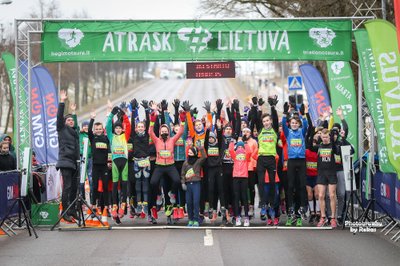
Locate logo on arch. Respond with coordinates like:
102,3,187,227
178,27,212,53
58,28,84,49
309,28,336,48
331,61,345,75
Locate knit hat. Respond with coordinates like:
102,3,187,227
82,120,90,127
235,141,245,150
190,146,198,157
114,121,123,129
64,114,73,122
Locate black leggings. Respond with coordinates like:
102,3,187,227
60,167,78,212
248,171,257,206
287,158,306,210
150,164,180,195
222,163,233,207
257,156,276,207
92,164,110,206
208,166,225,209
233,178,249,217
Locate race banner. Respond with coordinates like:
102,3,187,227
365,20,400,179
30,68,47,164
299,63,331,125
0,171,19,220
327,61,358,162
42,20,352,62
32,66,59,164
1,53,18,144
1,53,30,167
354,30,395,173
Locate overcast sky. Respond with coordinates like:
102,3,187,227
0,0,202,25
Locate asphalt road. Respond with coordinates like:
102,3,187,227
1,226,399,266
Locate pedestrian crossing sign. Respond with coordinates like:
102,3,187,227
288,76,303,91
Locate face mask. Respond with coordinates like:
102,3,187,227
188,155,197,165
137,131,145,137
161,133,168,140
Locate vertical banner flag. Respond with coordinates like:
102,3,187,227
30,68,47,164
327,61,358,162
32,66,59,164
299,63,331,125
354,30,395,173
1,53,18,147
395,0,400,52
365,20,400,180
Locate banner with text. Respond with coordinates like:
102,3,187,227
354,30,395,173
327,61,358,162
0,171,19,220
299,63,331,125
365,20,400,179
42,20,352,62
32,66,59,164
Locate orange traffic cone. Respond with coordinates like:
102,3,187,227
85,208,94,226
91,210,101,226
100,208,109,227
0,228,6,235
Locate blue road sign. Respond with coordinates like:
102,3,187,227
288,76,303,91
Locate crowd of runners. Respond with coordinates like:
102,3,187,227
56,90,353,228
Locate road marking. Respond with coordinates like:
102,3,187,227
204,229,214,246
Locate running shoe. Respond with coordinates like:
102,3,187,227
244,217,250,227
208,208,214,220
235,217,242,226
156,195,163,206
187,220,194,227
298,207,307,220
260,206,267,221
273,217,279,226
192,221,199,227
168,191,176,204
129,204,136,218
136,202,143,214
336,216,343,226
296,218,302,227
204,202,210,214
111,205,118,219
165,205,173,217
330,218,338,228
151,206,158,220
317,217,327,227
115,216,122,225
285,217,293,226
142,202,149,215
211,210,217,222
118,203,126,218
248,205,254,218
267,218,273,226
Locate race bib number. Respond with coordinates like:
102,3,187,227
159,150,171,158
236,154,246,161
260,134,274,143
127,143,133,152
95,142,107,149
306,161,317,169
137,158,150,168
208,147,219,156
319,148,332,162
176,138,184,147
290,138,302,147
224,149,231,159
334,154,342,164
114,147,125,155
185,168,195,179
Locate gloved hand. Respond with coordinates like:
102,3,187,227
119,101,127,110
251,96,258,106
258,97,265,106
150,112,157,123
191,107,198,118
130,98,138,110
233,99,240,112
161,99,168,111
216,99,223,112
182,183,187,191
283,102,289,114
172,99,180,111
300,103,305,115
141,100,149,110
111,106,119,115
203,101,211,113
268,95,278,107
179,111,186,122
181,100,192,112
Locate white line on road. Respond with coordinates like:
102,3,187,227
204,229,214,246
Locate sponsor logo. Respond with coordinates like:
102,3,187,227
58,28,84,48
380,182,391,199
309,28,336,48
7,184,18,200
331,61,345,75
178,27,212,53
39,211,49,219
